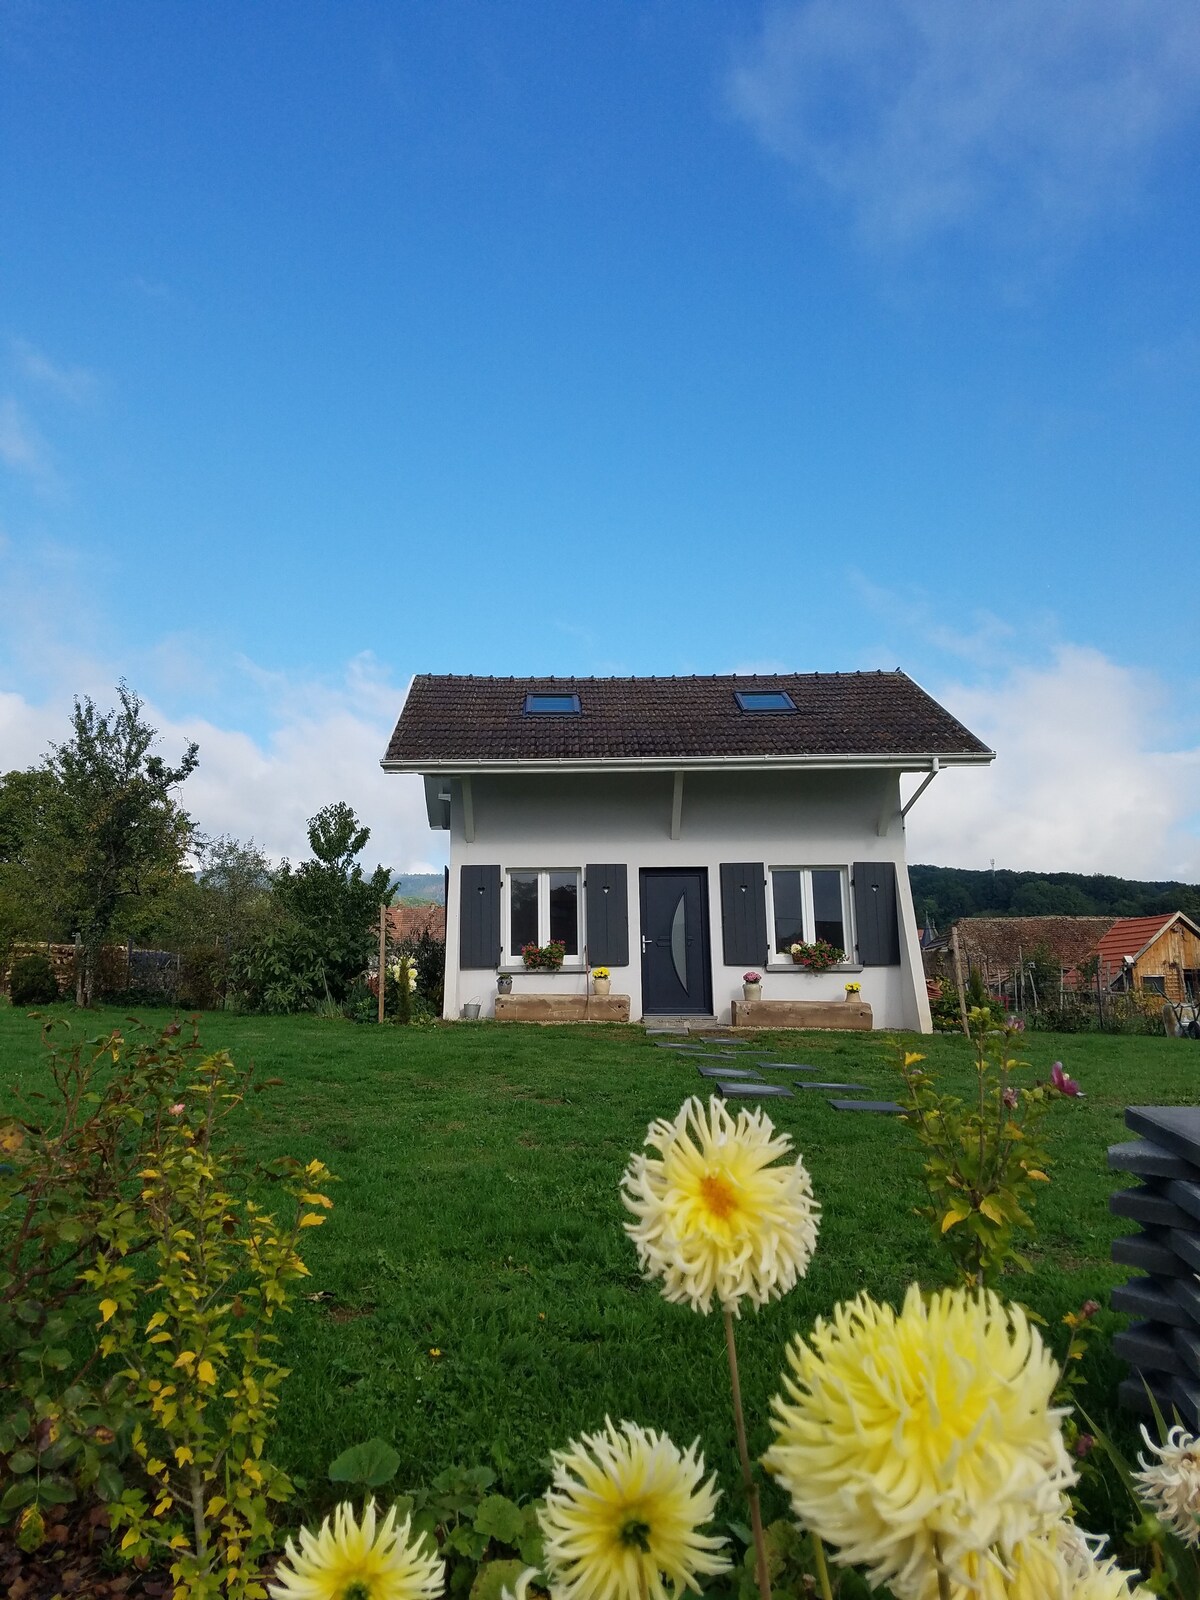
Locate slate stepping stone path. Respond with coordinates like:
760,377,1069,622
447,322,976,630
695,1065,764,1079
714,1079,793,1099
793,1081,868,1092
828,1098,904,1114
757,1062,819,1073
1109,1107,1200,1428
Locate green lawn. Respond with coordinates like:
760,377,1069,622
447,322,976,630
0,1005,1188,1521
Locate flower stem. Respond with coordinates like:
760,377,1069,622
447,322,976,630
810,1531,834,1600
723,1307,771,1600
932,1538,952,1600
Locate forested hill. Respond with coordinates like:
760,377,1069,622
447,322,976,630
909,864,1200,930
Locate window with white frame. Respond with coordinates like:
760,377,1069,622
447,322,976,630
506,868,582,960
767,867,851,959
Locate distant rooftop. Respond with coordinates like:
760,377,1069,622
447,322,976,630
382,672,994,770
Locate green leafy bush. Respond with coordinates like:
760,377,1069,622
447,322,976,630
7,952,59,1006
88,1049,333,1598
893,1007,1069,1287
1,1021,199,1528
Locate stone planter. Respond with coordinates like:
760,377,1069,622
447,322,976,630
743,981,762,1001
497,975,513,994
592,977,611,996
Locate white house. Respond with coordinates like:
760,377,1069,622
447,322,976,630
381,673,993,1031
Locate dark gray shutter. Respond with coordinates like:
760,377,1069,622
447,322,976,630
853,861,901,965
720,863,768,966
459,864,501,968
585,864,629,966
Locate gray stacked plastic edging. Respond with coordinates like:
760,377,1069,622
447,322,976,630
1110,1107,1200,1428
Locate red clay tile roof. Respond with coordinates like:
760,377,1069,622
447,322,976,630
952,916,1115,970
1094,914,1179,973
387,904,446,942
382,673,992,766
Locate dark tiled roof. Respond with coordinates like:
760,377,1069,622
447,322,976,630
383,673,992,765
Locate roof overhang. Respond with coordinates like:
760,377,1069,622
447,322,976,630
385,750,995,778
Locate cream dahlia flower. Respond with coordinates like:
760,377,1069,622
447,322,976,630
897,1525,1150,1599
537,1418,730,1600
268,1500,443,1600
764,1284,1075,1595
1134,1423,1200,1547
621,1095,819,1314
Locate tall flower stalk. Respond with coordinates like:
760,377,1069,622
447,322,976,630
621,1096,820,1600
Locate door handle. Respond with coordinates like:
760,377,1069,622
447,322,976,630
642,934,650,954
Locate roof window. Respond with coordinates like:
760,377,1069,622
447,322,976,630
735,690,796,713
524,692,581,715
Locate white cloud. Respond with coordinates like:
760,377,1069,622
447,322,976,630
0,663,439,875
728,0,1200,246
11,340,97,405
907,645,1200,880
0,396,53,485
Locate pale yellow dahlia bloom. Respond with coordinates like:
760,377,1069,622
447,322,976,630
897,1525,1151,1599
621,1095,819,1314
537,1418,730,1600
1134,1424,1200,1547
268,1500,443,1600
763,1284,1075,1595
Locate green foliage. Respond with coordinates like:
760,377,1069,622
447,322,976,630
392,955,414,1025
86,1048,333,1598
388,1465,544,1600
9,685,198,1000
910,863,1200,928
0,1020,203,1527
328,1437,401,1488
227,925,329,1014
893,1008,1065,1287
7,952,59,1006
230,803,392,1013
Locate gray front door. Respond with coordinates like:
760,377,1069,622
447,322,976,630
640,869,713,1014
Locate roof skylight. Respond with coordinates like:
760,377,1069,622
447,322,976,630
735,690,796,713
524,692,581,715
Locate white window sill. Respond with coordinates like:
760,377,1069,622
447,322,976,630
765,961,864,973
498,964,588,975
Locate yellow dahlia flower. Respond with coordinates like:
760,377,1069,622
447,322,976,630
764,1284,1075,1595
897,1525,1151,1599
1134,1423,1200,1547
538,1418,730,1600
268,1500,443,1600
621,1095,819,1314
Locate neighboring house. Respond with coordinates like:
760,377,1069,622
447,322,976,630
381,673,993,1030
386,903,447,944
1095,914,1200,1002
925,916,1116,990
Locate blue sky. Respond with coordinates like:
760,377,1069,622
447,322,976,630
2,1,1199,876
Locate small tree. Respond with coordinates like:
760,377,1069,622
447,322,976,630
30,685,198,1003
232,803,392,1011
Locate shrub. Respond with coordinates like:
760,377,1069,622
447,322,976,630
7,952,58,1006
1,1021,199,1528
893,1007,1070,1287
88,1050,333,1597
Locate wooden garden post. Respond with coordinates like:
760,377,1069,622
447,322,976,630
951,924,969,1036
378,903,387,1024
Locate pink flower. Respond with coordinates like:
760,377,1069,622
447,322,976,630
1081,1298,1101,1319
1050,1062,1082,1097
169,1102,186,1116
1075,1433,1096,1459
1002,1087,1019,1110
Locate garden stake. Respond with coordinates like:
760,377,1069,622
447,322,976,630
810,1531,834,1600
723,1307,771,1600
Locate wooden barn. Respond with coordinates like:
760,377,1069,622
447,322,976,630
1096,913,1200,1003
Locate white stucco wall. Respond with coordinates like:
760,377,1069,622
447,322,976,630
439,768,931,1032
